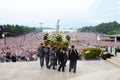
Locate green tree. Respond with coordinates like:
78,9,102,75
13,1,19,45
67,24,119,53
0,24,37,37
78,21,120,35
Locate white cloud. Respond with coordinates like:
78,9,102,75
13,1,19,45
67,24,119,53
0,0,96,21
1,0,120,28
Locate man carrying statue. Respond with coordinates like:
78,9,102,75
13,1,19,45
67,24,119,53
68,45,79,73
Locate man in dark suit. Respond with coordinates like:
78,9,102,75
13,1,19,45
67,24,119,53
58,48,66,72
48,47,57,70
37,43,45,67
43,44,50,68
68,45,79,73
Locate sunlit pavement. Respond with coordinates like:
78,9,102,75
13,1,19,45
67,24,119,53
0,60,119,80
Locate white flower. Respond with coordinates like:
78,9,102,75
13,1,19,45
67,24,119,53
43,32,70,48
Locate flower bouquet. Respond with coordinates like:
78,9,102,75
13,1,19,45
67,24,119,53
43,32,70,49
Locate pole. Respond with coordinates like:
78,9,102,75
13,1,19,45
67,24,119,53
40,23,44,32
2,33,6,45
2,32,8,45
4,37,6,45
23,33,26,41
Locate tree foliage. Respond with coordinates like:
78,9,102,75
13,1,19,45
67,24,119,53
78,21,120,35
0,24,36,37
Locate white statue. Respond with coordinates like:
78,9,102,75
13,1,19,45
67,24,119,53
56,19,60,33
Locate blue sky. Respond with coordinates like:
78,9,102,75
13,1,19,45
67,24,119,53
0,0,120,29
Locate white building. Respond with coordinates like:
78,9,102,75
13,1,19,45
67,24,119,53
43,29,77,33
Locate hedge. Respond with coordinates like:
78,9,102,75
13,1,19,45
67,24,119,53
81,47,101,59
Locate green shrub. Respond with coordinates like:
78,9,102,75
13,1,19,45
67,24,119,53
81,47,101,59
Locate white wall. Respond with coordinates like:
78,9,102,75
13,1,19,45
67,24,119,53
43,29,77,33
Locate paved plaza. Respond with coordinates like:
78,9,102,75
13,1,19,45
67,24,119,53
0,60,120,80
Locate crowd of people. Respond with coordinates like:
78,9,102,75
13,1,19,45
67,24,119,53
0,46,37,62
0,32,120,63
66,32,120,50
37,43,79,73
0,32,44,62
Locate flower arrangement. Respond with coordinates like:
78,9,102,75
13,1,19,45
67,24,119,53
43,32,71,49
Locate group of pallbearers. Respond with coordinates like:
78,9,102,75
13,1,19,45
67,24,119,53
37,43,79,73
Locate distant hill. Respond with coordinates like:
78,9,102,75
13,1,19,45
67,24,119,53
77,21,120,35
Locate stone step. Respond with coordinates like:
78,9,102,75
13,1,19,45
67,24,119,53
107,58,120,67
116,53,120,57
111,57,120,62
69,69,120,80
0,60,119,80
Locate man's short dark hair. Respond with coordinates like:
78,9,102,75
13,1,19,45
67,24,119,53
71,45,74,48
41,43,43,45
